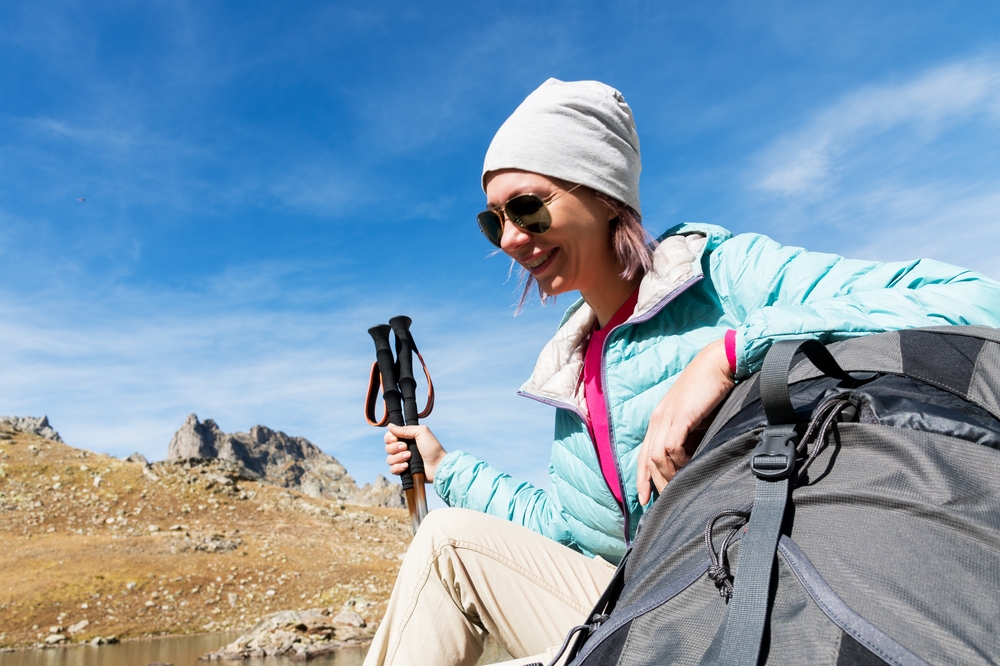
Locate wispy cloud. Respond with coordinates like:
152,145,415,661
816,184,1000,277
755,57,1000,196
742,56,1000,279
0,271,563,493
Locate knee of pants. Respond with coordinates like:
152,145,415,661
413,507,476,542
409,507,486,553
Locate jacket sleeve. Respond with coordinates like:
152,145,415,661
432,449,575,545
709,233,1000,378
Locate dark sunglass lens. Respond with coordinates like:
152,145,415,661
476,211,504,247
506,195,551,234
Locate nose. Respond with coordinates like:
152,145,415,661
499,216,532,254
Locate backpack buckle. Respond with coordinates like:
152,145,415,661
751,427,798,479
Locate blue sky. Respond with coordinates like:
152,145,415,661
2,1,999,496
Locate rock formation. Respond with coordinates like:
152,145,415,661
0,415,62,442
201,608,376,661
167,414,404,508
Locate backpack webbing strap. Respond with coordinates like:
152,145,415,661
718,443,791,665
720,339,816,665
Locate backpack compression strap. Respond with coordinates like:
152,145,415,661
719,338,862,666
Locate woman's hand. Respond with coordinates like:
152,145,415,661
636,337,736,505
384,424,447,483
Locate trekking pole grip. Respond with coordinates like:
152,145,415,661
389,316,425,478
368,324,415,491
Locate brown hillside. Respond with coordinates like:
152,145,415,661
0,424,410,649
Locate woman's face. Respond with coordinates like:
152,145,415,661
484,170,618,299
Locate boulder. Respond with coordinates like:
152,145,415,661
200,609,375,661
126,452,149,465
331,610,366,628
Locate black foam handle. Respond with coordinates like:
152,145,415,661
368,324,415,490
389,315,425,478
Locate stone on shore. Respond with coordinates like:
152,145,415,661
330,610,365,628
200,608,376,661
66,619,89,634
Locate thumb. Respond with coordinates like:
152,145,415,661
387,423,421,439
636,451,651,506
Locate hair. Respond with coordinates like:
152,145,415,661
514,188,656,313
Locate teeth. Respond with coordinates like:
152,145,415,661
523,250,553,269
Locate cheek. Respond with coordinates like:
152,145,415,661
577,223,614,264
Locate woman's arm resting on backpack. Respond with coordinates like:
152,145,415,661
636,233,1000,499
711,234,1000,378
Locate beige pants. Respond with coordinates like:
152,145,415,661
364,507,617,666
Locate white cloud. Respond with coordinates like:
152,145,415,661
741,56,1000,282
0,275,563,494
756,58,1000,195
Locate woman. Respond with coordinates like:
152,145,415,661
363,79,1000,666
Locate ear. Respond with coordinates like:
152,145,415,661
598,198,619,224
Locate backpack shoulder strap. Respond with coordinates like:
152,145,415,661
719,338,866,665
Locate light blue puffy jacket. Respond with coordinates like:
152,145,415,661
433,224,1000,564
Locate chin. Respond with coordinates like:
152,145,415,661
538,279,570,298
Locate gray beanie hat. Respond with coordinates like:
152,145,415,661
482,78,642,214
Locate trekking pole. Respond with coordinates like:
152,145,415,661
366,318,434,534
389,316,430,527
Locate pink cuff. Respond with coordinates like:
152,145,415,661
724,329,737,376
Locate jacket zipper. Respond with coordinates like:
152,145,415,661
600,274,704,545
521,273,706,547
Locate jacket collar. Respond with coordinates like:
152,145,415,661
518,228,714,409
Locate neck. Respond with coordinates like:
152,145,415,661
583,273,643,328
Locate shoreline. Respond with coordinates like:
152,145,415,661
0,629,244,654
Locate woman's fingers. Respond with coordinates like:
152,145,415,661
636,441,652,505
383,433,409,470
648,458,670,494
382,423,447,483
637,413,688,505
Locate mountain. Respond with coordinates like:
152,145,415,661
0,417,411,649
166,414,404,509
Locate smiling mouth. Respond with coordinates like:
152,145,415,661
522,249,555,269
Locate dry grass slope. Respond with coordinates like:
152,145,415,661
0,425,411,649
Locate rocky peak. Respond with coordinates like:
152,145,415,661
166,414,403,508
168,414,224,459
0,415,63,442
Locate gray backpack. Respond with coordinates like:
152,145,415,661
561,327,1000,666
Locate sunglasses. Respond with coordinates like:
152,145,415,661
476,183,582,248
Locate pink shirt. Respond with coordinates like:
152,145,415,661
582,289,639,506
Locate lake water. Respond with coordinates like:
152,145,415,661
0,633,363,666
0,633,512,665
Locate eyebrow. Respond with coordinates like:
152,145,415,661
486,187,551,210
